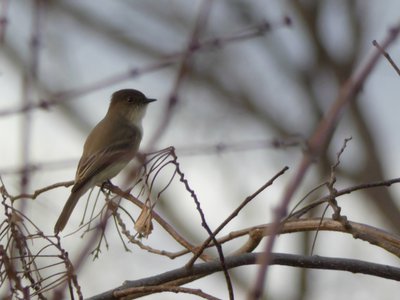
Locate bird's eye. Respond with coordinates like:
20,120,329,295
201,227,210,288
127,96,134,103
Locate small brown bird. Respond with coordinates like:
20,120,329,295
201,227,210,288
54,89,156,233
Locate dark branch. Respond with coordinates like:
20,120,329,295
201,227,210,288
86,252,400,300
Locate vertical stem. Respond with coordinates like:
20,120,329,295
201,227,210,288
20,0,43,206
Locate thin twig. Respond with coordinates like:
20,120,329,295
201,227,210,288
290,177,400,219
114,285,221,300
186,166,289,267
107,184,209,260
10,181,74,201
170,146,236,298
372,39,400,76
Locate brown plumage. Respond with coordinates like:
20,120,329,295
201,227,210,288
54,89,156,233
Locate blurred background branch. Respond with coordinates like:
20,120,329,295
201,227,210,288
1,1,400,299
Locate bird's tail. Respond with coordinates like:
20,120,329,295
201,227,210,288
54,186,87,233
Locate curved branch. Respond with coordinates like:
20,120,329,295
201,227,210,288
169,218,400,259
86,252,400,300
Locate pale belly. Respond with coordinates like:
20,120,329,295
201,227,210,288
94,161,129,184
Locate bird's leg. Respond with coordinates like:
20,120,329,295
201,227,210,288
100,180,114,193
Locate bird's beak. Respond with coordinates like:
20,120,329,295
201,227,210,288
145,98,157,104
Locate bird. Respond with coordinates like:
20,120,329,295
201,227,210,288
54,89,156,233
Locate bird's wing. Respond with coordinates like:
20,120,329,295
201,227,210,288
72,123,142,192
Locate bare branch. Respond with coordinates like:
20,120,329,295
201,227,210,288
86,252,400,300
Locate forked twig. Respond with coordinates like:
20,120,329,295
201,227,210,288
186,166,289,267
